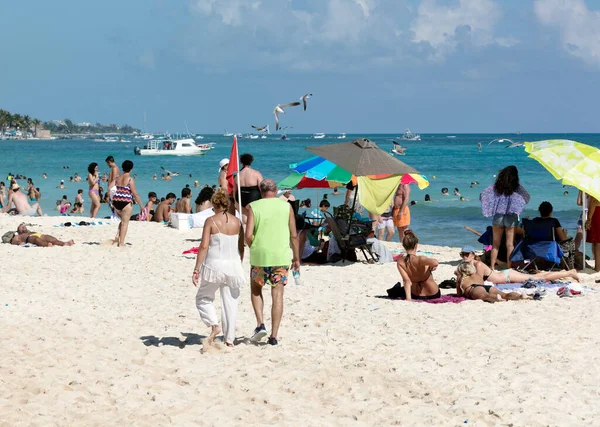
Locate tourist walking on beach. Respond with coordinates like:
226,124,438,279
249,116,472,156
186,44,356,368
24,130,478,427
234,153,263,218
388,230,441,300
480,166,529,269
87,163,101,218
245,179,300,346
585,195,600,271
393,183,411,237
112,160,143,247
192,190,245,347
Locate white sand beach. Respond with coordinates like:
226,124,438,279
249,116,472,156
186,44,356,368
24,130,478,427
2,215,600,426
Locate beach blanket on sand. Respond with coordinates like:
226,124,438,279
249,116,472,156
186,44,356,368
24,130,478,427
415,294,466,304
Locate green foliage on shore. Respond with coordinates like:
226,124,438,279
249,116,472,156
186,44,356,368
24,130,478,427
0,109,140,135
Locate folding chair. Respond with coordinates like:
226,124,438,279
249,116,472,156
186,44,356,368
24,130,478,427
509,218,568,271
324,212,378,263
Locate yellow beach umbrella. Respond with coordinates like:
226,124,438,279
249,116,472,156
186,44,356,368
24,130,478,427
524,139,600,201
524,139,600,266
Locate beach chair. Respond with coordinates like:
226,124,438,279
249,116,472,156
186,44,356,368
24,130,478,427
324,212,378,263
509,218,568,271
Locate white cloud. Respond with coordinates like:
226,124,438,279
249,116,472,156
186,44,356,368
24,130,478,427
410,0,510,58
534,0,600,67
191,0,261,26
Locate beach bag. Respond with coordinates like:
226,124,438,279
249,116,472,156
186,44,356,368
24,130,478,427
386,282,406,299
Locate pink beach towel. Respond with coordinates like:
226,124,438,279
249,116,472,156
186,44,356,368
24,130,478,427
415,294,467,304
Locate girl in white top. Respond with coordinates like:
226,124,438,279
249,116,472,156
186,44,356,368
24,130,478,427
192,190,245,347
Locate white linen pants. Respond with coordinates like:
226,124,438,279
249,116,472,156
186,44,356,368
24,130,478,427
196,281,240,344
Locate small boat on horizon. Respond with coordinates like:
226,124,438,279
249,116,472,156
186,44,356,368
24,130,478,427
312,133,326,139
223,130,234,137
337,133,346,139
398,129,421,141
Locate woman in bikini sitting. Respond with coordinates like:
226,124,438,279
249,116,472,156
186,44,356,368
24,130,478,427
459,245,580,284
455,261,529,302
391,230,441,301
87,163,101,218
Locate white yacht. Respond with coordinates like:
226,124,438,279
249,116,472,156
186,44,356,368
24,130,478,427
312,133,326,139
336,133,346,139
398,129,421,141
223,130,234,137
133,138,210,156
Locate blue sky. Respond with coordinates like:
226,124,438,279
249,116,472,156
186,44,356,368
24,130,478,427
2,0,600,133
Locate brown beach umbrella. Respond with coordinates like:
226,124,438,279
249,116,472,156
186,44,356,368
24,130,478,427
306,138,418,176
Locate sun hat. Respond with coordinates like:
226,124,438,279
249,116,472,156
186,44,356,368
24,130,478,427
2,231,16,244
219,158,229,171
461,245,476,254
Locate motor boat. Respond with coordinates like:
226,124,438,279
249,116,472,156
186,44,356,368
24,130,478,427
133,138,210,156
397,129,421,141
312,133,326,139
336,133,346,139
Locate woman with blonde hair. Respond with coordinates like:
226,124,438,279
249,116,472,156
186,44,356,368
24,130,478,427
455,261,530,302
192,189,245,347
388,230,441,300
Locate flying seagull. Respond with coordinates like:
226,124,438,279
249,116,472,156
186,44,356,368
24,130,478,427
273,102,301,130
161,166,180,177
391,141,407,155
251,125,269,132
301,93,312,111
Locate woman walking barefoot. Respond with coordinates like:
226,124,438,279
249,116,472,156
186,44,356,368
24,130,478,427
480,165,530,269
192,190,245,347
112,160,143,247
87,163,101,218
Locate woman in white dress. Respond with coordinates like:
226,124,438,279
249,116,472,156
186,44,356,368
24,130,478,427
192,190,245,347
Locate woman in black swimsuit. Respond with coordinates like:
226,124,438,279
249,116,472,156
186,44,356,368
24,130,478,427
391,230,441,301
455,261,530,303
235,153,263,208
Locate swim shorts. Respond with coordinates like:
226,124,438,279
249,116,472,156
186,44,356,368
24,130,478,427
377,217,394,230
251,266,289,287
492,213,518,228
393,206,410,227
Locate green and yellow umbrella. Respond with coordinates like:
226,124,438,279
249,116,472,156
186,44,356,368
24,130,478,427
524,139,600,201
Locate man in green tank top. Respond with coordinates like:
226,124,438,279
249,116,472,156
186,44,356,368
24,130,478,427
245,179,300,346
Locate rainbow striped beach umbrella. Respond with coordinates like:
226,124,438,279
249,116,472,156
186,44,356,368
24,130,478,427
291,156,429,189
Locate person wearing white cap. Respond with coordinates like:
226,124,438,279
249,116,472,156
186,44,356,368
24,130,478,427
218,158,229,191
2,181,43,216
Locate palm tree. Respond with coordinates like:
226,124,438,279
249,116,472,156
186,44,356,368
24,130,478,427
32,118,41,137
22,115,31,138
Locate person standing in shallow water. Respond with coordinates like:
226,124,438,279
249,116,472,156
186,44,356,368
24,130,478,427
480,165,529,270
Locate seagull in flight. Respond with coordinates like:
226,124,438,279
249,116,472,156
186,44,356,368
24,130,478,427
273,102,301,130
391,141,407,155
161,166,180,177
301,93,312,111
251,125,269,132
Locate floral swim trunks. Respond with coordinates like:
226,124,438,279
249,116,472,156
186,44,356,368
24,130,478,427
251,266,289,287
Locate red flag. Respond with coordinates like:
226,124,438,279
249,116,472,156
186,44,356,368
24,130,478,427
226,136,239,194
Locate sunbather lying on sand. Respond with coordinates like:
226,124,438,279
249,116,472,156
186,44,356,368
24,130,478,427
455,261,530,303
459,245,580,283
1,223,74,247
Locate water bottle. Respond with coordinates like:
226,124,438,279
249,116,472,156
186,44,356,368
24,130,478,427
292,270,303,286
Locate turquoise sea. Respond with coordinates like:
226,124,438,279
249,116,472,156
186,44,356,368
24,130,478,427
0,133,595,248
